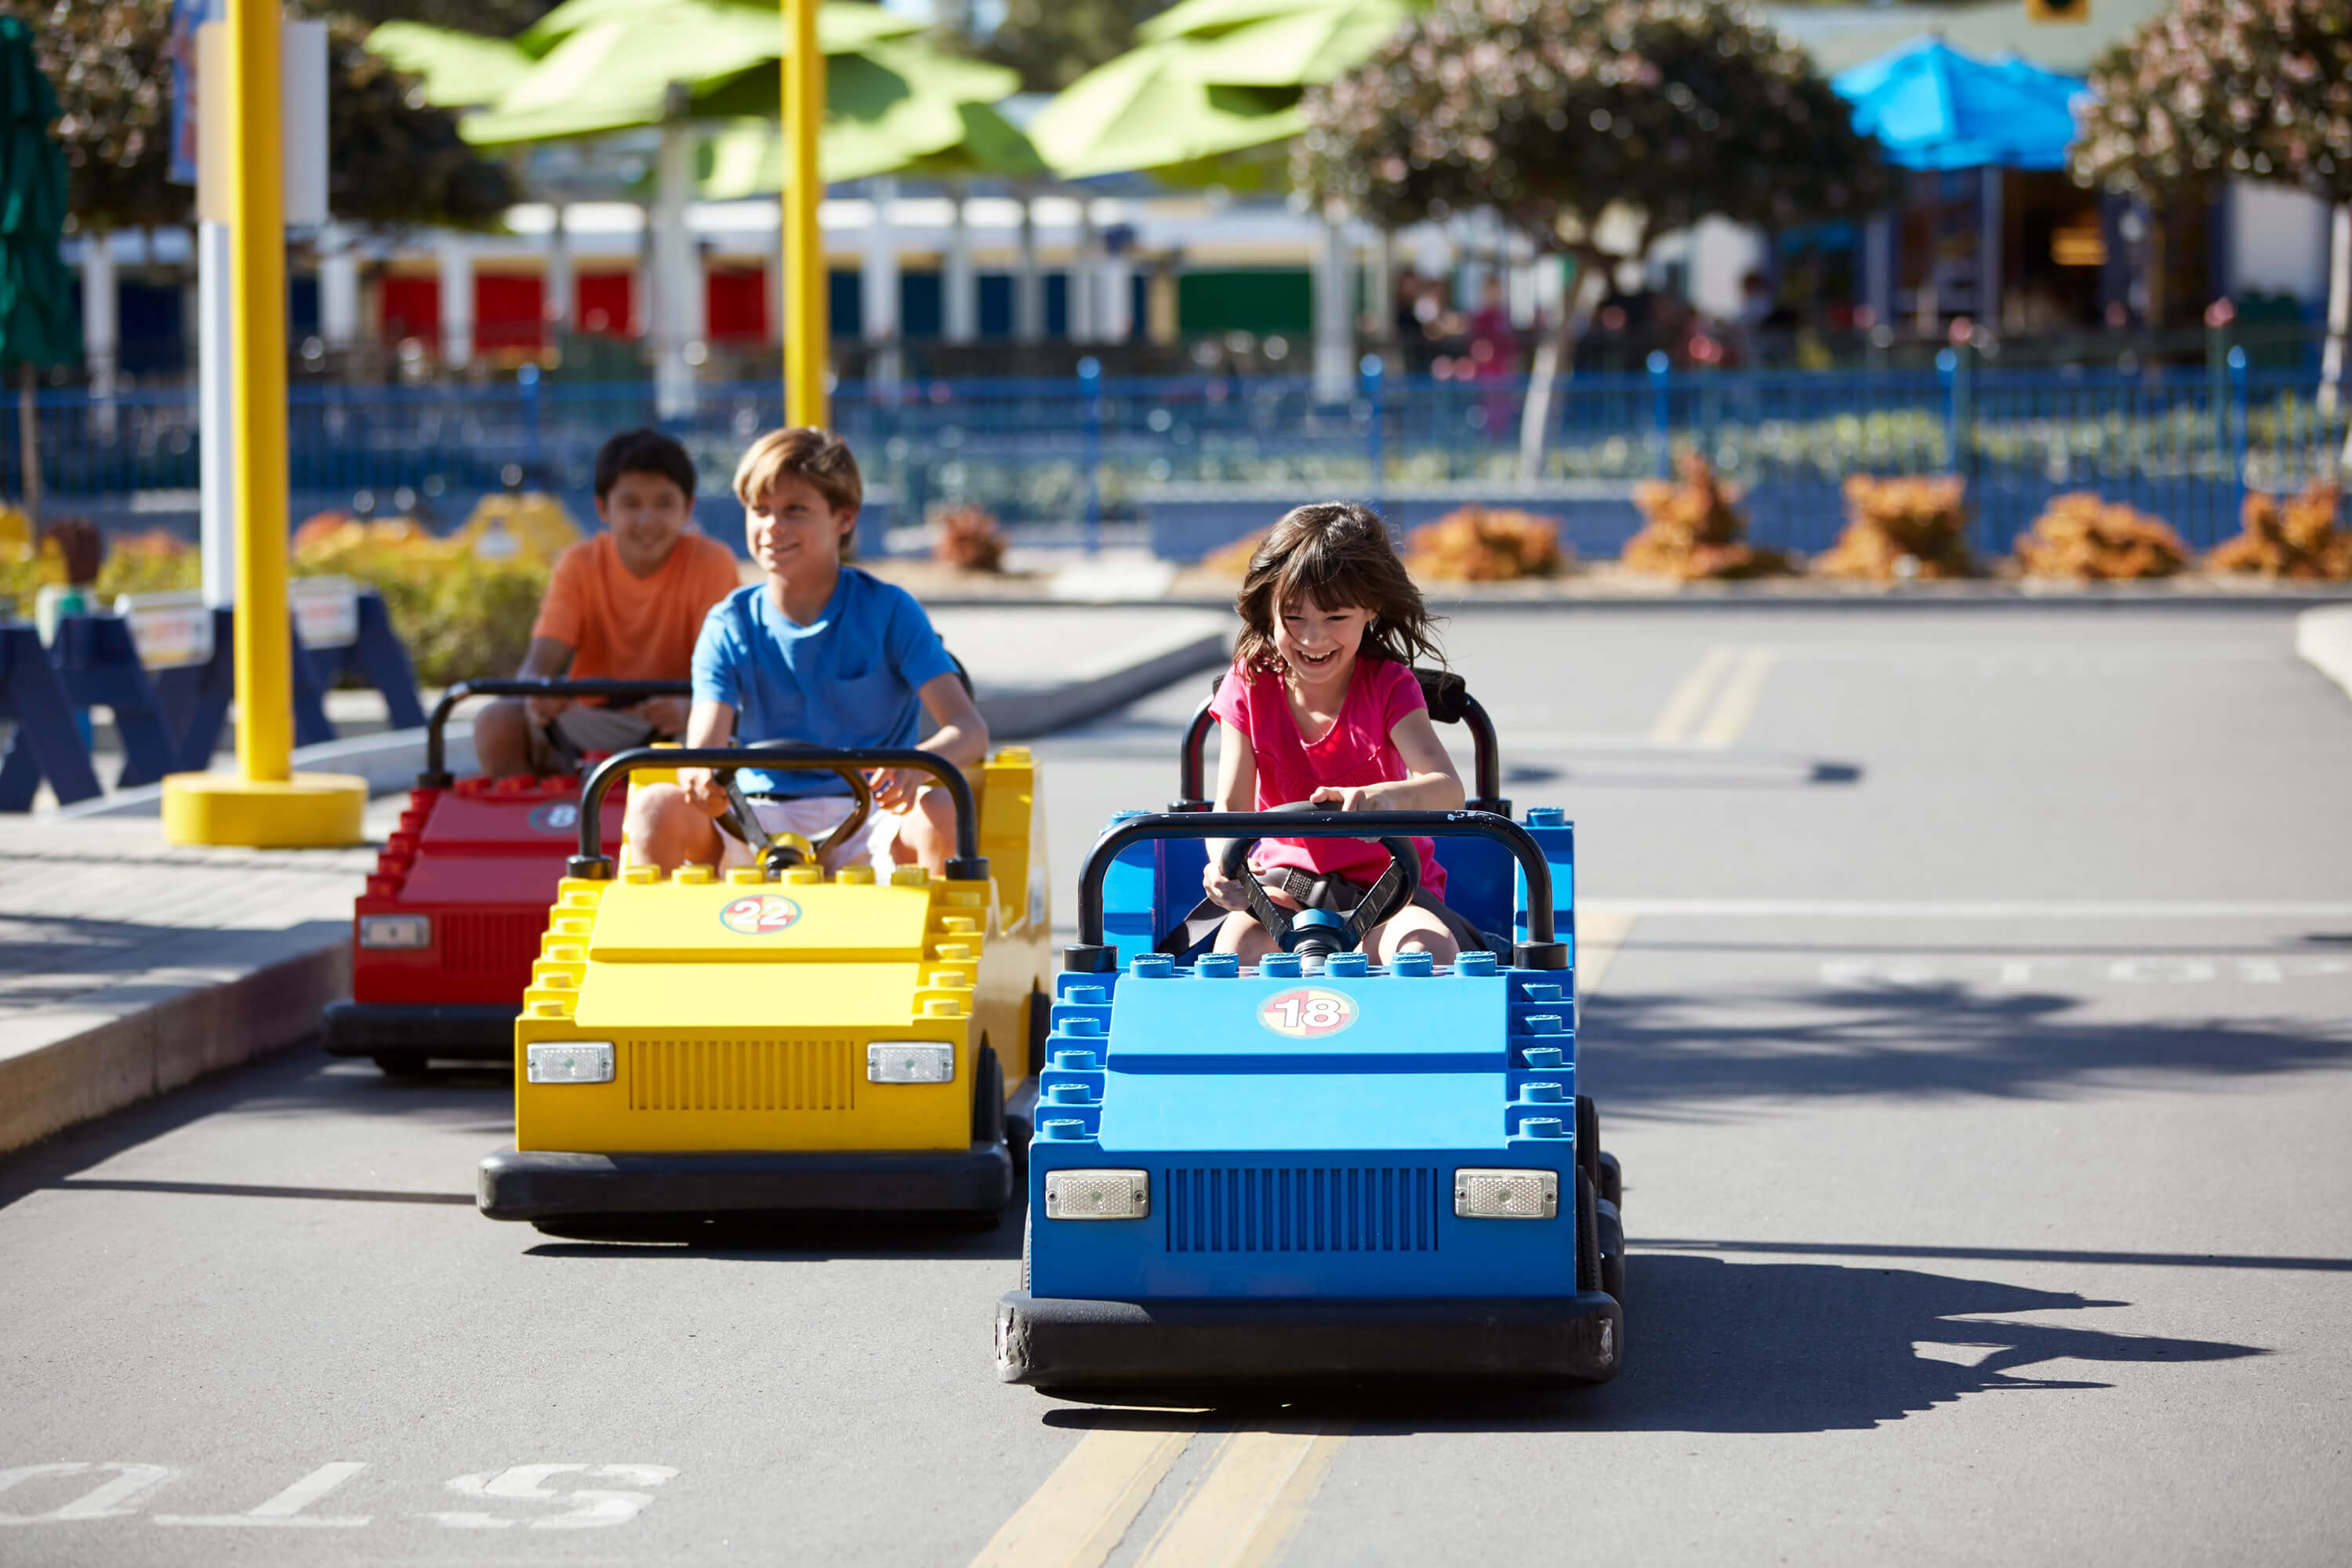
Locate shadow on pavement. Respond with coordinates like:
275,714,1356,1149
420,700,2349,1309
1048,1255,2265,1435
520,1197,1027,1263
1583,980,2352,1112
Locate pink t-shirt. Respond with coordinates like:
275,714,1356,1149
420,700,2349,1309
1209,655,1446,898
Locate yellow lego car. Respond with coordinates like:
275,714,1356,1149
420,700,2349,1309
475,742,1053,1236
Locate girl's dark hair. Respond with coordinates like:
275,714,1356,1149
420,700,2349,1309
1232,503,1443,674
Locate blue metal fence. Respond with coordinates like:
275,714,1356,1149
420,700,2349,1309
5,357,2345,561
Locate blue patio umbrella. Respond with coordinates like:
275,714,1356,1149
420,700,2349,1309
1832,35,2086,172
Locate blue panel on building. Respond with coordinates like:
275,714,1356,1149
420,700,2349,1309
901,270,942,339
829,270,860,340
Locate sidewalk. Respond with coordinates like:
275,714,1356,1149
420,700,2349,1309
0,607,1229,1155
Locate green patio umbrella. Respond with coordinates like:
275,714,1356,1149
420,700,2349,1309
1027,38,1307,180
1175,0,1410,86
0,16,80,528
699,49,1035,194
365,21,534,110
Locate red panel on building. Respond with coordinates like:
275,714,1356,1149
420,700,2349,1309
476,273,546,352
707,266,770,343
576,271,634,336
381,275,438,343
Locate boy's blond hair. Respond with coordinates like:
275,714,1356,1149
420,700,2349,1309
732,426,864,522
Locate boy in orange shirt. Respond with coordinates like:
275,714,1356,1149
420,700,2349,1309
474,428,743,777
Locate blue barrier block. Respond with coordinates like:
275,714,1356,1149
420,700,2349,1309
49,615,183,788
153,597,425,765
0,624,104,809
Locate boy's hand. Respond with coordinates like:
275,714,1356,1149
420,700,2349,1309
637,695,689,736
866,767,924,813
676,768,731,817
527,694,572,726
1308,784,1380,811
1202,859,1254,913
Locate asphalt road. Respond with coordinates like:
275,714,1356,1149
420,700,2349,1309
4,604,2349,1566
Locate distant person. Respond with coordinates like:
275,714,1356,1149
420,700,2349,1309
623,426,987,877
1192,503,1475,966
472,428,742,778
1466,275,1520,380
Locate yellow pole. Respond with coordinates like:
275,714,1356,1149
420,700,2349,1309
782,0,827,427
162,0,364,845
228,0,290,786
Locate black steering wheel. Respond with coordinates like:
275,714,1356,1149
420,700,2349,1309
1215,802,1421,961
715,742,874,874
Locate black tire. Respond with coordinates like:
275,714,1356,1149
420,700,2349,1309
372,1051,429,1079
972,1044,1006,1146
1574,1094,1599,1191
1597,1198,1625,1303
1025,984,1050,1079
1596,1149,1623,1210
1575,1167,1602,1295
1021,1210,1032,1292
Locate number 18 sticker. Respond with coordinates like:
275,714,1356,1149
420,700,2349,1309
1259,986,1357,1039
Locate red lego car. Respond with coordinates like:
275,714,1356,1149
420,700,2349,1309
322,678,687,1075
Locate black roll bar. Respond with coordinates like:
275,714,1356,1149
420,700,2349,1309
1173,667,1508,814
568,744,988,884
419,677,692,786
1066,808,1565,971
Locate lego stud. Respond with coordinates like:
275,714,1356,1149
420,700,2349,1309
938,943,974,962
1258,953,1301,978
837,866,875,885
526,1000,567,1018
677,863,714,884
1455,952,1498,976
941,916,978,935
1062,1018,1104,1037
1522,1081,1565,1102
1066,986,1108,1006
1523,1046,1566,1069
728,867,765,884
891,867,930,888
554,916,592,935
1523,983,1565,1003
997,746,1033,764
784,866,822,885
1130,953,1174,978
1519,1116,1567,1138
1393,950,1434,977
534,971,575,989
1327,953,1369,977
1197,953,1240,978
1047,1082,1094,1105
1051,1049,1099,1071
946,891,985,909
623,865,659,884
928,970,972,989
1526,806,1566,826
543,944,583,964
1525,1013,1564,1035
1040,1118,1087,1142
922,998,964,1018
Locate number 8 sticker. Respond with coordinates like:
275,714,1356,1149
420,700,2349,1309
1258,986,1357,1039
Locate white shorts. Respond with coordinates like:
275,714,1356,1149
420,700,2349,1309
715,793,906,873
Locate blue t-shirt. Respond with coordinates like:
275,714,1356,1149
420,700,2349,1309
690,568,958,797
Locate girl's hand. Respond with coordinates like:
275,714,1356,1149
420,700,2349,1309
866,767,922,812
677,768,731,817
1202,858,1254,913
1309,784,1381,812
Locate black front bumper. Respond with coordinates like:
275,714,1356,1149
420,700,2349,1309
322,1001,516,1062
995,1290,1623,1388
478,1142,1014,1222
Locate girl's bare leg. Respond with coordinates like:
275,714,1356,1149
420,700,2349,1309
1365,904,1460,965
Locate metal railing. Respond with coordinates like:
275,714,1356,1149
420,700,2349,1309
5,355,2345,560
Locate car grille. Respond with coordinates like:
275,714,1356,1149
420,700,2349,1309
625,1038,859,1112
1165,1166,1442,1254
441,911,545,975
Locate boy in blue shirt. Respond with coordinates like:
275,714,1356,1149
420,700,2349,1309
622,426,987,875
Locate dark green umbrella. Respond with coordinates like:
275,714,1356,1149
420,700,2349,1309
0,16,81,528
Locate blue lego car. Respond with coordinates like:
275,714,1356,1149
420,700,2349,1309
995,672,1624,1390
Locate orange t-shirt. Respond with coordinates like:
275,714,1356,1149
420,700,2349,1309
530,531,742,682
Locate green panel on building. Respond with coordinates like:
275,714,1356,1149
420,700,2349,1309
1178,270,1312,336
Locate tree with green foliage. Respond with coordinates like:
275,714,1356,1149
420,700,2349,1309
0,0,517,234
1294,0,1885,472
2071,0,2352,431
980,0,1174,93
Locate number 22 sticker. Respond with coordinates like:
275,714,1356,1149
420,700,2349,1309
1258,986,1356,1039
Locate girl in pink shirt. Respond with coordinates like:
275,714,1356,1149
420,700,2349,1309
1203,502,1470,965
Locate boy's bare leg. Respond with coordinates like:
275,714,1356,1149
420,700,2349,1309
472,698,538,779
622,782,724,874
889,787,959,877
1366,906,1459,965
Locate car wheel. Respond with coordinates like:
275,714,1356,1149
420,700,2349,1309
1021,1209,1032,1293
1597,1197,1625,1303
972,1044,1006,1146
1575,1094,1599,1189
1575,1167,1602,1294
1596,1149,1623,1211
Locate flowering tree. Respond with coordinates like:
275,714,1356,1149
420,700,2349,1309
2072,0,2352,425
1294,0,1884,472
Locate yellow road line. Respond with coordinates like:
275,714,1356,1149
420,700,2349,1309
966,1417,1197,1568
1134,1423,1348,1568
1573,908,1638,995
1693,648,1776,750
1646,646,1737,744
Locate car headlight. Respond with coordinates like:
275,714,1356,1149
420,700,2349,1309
526,1042,614,1084
1044,1169,1149,1220
358,913,430,949
1454,1168,1559,1219
868,1041,956,1083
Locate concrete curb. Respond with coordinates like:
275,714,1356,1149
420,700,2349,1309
981,626,1231,739
0,930,348,1156
57,725,480,820
2294,606,2352,700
